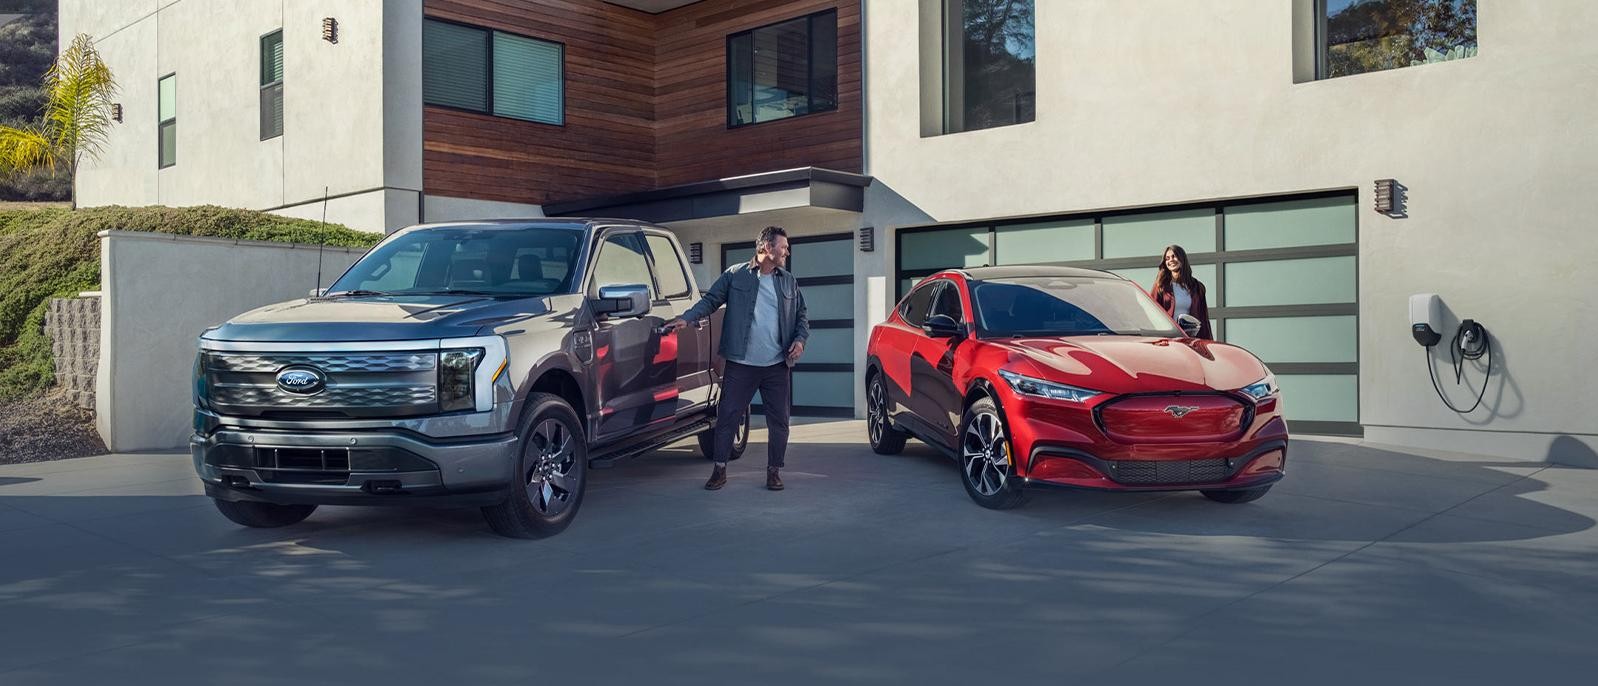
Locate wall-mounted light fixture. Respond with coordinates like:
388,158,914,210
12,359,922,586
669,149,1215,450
858,226,874,252
1374,178,1402,216
322,17,338,43
688,242,702,264
110,103,122,122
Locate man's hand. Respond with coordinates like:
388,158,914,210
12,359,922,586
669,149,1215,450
662,318,689,333
787,340,805,362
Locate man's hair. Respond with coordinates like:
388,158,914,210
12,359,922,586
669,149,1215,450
751,225,788,265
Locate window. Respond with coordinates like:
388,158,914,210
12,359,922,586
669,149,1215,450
928,281,965,323
260,30,284,140
727,10,837,127
157,74,176,168
643,235,691,299
942,0,1034,134
899,280,941,327
1319,0,1477,79
590,234,655,298
330,227,581,296
423,18,563,125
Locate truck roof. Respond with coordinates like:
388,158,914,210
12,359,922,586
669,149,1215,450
399,218,669,233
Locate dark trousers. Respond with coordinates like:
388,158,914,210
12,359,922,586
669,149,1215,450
714,360,791,468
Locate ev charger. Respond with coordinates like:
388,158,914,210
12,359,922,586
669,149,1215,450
1409,293,1442,347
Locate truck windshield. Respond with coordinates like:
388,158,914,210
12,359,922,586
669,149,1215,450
329,227,582,297
971,276,1181,337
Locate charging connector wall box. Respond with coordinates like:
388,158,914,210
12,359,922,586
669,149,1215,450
1410,293,1442,347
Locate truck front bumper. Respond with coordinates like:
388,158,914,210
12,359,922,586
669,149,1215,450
192,428,519,508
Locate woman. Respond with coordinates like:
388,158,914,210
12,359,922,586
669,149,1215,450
1150,244,1214,340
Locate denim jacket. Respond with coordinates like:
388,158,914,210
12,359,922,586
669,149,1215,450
682,263,809,364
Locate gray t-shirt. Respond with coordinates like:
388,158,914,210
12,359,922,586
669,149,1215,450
1172,282,1194,318
734,271,785,367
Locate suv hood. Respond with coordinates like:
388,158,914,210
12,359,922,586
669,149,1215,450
988,336,1267,394
203,295,556,342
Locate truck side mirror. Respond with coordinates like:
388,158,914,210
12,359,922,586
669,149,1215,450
594,283,651,318
1177,314,1202,337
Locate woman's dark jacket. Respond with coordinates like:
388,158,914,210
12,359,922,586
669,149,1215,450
1151,279,1214,340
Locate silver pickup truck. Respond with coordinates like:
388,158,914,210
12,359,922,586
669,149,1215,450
191,219,747,538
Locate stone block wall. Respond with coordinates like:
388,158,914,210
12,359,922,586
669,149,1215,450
45,296,100,410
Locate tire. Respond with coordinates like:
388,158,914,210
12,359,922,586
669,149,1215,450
482,393,588,539
698,406,749,461
1201,485,1272,504
958,397,1026,510
867,372,908,455
213,499,316,528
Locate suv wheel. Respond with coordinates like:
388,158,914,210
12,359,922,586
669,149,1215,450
213,500,316,528
867,372,908,454
958,397,1026,510
483,393,588,539
1201,485,1272,504
699,407,749,461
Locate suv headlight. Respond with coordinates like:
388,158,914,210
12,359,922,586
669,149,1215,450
1239,372,1279,401
438,336,509,413
997,369,1101,403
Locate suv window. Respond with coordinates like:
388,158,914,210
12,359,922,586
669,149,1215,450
643,234,691,299
928,280,965,323
589,233,655,298
899,280,939,327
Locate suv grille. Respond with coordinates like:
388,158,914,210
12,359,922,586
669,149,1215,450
203,350,439,418
1110,458,1232,485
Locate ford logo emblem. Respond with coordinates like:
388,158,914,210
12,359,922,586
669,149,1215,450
275,366,326,395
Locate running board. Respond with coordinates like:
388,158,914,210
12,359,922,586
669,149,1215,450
588,418,713,469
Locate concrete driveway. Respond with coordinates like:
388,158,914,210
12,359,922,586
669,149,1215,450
2,420,1596,685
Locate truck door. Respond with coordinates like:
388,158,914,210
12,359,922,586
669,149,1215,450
588,232,677,439
642,233,713,418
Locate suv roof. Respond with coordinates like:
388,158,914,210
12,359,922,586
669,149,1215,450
954,265,1122,281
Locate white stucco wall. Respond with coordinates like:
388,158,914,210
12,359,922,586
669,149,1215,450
864,1,1598,461
62,0,423,233
96,231,365,452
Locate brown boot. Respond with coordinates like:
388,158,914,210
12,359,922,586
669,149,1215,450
705,463,727,490
766,467,784,491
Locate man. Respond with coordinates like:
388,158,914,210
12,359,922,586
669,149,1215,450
664,226,807,491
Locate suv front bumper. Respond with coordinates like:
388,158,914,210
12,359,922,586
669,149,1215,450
192,427,518,507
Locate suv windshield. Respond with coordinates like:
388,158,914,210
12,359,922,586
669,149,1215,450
971,276,1181,337
329,227,582,297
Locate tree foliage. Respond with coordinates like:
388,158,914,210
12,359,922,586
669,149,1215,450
0,5,67,200
0,33,117,206
1326,0,1478,77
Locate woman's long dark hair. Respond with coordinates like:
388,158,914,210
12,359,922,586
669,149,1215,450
1153,244,1193,295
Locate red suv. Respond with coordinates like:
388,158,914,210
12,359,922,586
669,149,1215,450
865,267,1286,509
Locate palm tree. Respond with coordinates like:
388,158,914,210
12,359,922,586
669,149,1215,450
0,33,117,209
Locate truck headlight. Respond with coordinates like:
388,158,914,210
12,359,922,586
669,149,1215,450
439,348,485,412
437,335,509,413
997,369,1101,403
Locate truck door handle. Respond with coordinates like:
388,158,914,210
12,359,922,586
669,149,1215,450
695,320,709,330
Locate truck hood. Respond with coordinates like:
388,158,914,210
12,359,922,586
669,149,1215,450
203,295,556,342
987,335,1267,394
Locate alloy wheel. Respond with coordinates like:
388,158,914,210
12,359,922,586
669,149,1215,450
868,378,886,446
961,411,1010,496
525,418,579,516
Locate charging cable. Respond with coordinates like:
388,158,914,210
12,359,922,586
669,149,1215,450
1426,319,1491,413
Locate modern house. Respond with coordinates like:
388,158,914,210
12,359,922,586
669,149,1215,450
61,1,1598,463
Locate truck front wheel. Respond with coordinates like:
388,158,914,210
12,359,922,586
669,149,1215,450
213,499,317,528
483,393,589,539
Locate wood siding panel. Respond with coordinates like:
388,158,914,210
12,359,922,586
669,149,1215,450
422,0,862,207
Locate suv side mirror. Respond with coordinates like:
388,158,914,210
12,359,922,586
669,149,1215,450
922,314,963,339
594,284,651,318
1177,314,1202,337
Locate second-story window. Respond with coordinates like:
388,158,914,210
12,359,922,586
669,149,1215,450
726,9,837,128
942,0,1034,134
1319,0,1477,79
422,18,564,126
260,30,284,140
157,73,176,168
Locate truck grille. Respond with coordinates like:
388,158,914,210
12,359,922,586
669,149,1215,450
203,350,439,418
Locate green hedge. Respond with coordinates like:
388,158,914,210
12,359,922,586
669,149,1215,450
0,205,382,401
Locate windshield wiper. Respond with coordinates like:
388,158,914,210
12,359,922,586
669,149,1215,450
324,289,390,298
419,289,500,296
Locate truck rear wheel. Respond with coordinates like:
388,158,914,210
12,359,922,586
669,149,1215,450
699,407,749,461
213,499,317,528
483,393,588,539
